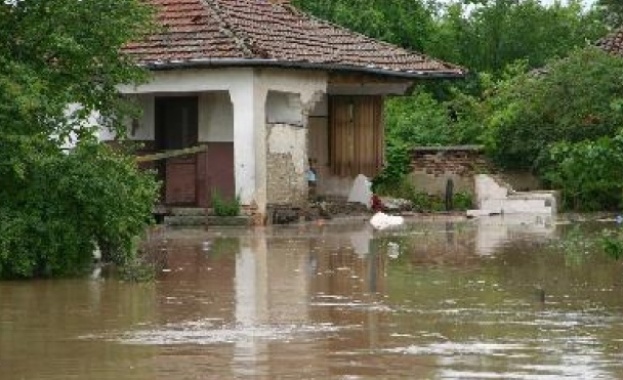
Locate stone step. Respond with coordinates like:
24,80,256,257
164,215,251,226
168,207,208,216
164,215,206,226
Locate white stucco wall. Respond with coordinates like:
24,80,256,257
130,95,155,140
101,92,234,144
198,91,233,143
309,94,328,117
474,174,556,215
95,94,154,142
253,69,327,126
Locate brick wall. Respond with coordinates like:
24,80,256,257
411,146,493,177
408,146,493,196
408,146,541,196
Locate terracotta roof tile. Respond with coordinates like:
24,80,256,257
596,28,623,57
124,0,464,78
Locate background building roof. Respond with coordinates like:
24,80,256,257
596,28,623,56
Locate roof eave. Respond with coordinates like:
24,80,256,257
136,58,466,79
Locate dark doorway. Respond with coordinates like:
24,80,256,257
155,96,199,205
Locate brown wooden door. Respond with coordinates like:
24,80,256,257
205,142,235,204
155,96,199,205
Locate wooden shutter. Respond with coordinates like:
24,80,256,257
329,96,384,177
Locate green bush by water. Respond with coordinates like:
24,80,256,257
212,192,241,217
0,143,159,279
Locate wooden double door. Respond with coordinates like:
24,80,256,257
155,96,235,206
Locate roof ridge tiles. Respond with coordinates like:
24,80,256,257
201,0,255,58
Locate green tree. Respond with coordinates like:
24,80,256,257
596,0,623,27
427,0,607,76
483,47,623,210
0,0,158,278
292,0,436,52
545,135,623,211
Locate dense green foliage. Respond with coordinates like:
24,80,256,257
481,48,623,210
427,0,606,76
597,0,623,27
485,48,623,170
545,134,623,211
386,92,454,147
0,143,159,278
0,0,158,278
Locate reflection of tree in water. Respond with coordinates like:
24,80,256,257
210,237,241,257
493,224,623,299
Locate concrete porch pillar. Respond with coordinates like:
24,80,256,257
229,81,268,215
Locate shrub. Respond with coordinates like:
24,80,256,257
212,192,241,217
543,135,623,211
0,142,159,279
453,191,474,211
373,175,416,200
408,192,444,212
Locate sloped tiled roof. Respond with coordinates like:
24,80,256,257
596,28,623,57
123,0,464,78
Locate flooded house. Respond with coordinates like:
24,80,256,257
108,0,464,220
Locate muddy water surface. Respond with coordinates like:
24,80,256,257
2,216,623,379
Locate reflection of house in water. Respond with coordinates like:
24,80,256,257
474,214,555,256
232,228,390,377
150,226,392,378
309,225,390,297
385,217,556,266
393,221,481,267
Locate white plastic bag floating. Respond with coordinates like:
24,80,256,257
369,212,404,230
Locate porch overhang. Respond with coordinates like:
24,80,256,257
135,58,466,80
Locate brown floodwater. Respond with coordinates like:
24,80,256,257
2,215,623,379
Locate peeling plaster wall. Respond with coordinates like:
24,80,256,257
254,69,327,211
266,91,303,126
266,123,308,205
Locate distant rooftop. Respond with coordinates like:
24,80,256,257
595,28,623,56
